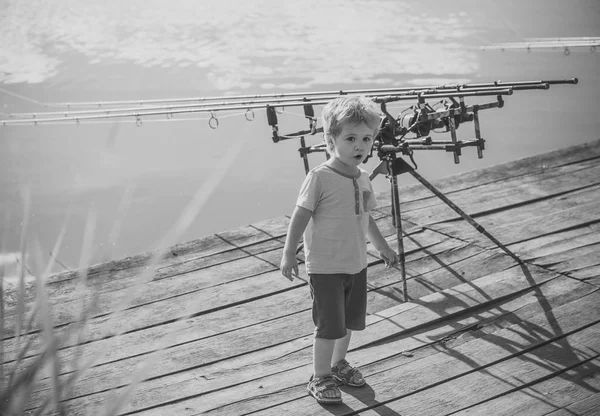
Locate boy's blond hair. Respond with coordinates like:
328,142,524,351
322,96,381,152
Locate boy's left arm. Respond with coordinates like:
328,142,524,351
366,214,399,268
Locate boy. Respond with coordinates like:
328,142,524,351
280,96,399,404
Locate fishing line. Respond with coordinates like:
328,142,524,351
0,86,48,107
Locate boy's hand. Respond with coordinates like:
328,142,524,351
280,253,299,281
379,246,399,269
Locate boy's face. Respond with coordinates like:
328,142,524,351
330,122,376,168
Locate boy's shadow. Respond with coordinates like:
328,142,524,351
318,383,403,416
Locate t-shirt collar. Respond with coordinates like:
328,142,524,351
323,164,362,179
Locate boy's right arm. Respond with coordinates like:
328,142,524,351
280,205,312,281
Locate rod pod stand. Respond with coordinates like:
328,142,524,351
370,153,524,303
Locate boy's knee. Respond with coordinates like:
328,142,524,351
314,327,347,340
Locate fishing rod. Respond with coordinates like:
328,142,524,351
37,83,516,108
2,77,575,112
5,86,518,120
480,37,599,55
1,78,578,127
1,88,517,127
269,78,576,155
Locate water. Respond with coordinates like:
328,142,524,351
1,0,599,275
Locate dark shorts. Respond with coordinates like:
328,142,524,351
308,268,367,339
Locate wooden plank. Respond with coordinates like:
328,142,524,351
43,264,571,415
510,222,600,260
49,232,237,286
543,392,600,416
373,139,600,210
217,224,275,248
348,265,558,350
2,229,466,366
250,293,600,416
357,356,600,416
569,265,600,286
424,140,600,194
154,238,282,279
429,197,600,250
166,285,600,416
364,247,521,316
449,359,600,416
3,265,294,367
3,234,284,318
354,296,600,416
2,254,277,338
16,237,474,402
2,223,284,325
1,210,414,325
439,183,600,236
538,244,600,270
9,232,472,400
148,280,593,416
409,162,600,227
250,216,290,238
2,247,248,318
381,154,600,222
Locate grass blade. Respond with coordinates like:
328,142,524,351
15,187,31,346
98,136,247,415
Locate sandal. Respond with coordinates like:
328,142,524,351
331,359,366,387
307,375,342,404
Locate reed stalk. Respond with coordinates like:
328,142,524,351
1,132,245,415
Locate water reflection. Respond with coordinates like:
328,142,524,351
1,0,478,88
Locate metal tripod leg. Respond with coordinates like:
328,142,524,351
387,156,409,302
405,162,523,265
371,155,523,304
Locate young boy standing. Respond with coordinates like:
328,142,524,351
280,96,399,404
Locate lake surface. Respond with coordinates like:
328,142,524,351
1,0,599,275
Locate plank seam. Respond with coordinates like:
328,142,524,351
340,320,600,416
154,235,287,278
373,153,600,211
401,285,600,357
387,181,600,229
539,391,600,416
216,318,600,416
216,234,282,272
3,280,306,367
354,272,558,352
444,354,600,416
510,218,600,254
419,225,473,245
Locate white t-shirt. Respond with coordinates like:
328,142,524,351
296,164,377,274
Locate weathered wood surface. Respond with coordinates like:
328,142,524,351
3,139,600,415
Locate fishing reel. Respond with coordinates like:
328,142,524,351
396,98,471,138
369,94,497,166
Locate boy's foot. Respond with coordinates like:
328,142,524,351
307,375,342,404
331,359,366,387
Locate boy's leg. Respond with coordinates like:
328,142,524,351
308,274,347,403
331,329,352,367
313,337,336,378
310,336,342,403
331,332,365,386
309,273,347,376
331,269,367,387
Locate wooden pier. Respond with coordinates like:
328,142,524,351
4,139,600,415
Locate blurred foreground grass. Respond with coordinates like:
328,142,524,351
1,138,245,415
